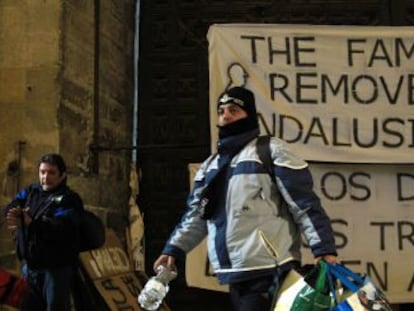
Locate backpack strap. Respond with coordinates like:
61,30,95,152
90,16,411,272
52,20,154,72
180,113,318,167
256,135,276,184
31,195,57,220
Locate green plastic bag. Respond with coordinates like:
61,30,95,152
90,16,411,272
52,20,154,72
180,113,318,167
290,261,332,311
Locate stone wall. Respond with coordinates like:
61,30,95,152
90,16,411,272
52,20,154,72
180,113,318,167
0,0,136,271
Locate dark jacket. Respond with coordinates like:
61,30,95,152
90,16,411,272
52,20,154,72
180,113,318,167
5,182,84,269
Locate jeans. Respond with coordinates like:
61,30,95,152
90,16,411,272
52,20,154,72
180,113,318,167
229,274,275,311
21,264,74,311
229,261,301,311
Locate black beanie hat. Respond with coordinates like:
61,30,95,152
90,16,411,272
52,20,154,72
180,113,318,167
217,87,259,138
218,86,257,118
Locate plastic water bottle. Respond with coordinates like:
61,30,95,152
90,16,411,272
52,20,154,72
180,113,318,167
138,265,177,310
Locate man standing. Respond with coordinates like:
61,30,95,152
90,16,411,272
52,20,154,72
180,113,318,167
5,153,84,311
153,86,337,310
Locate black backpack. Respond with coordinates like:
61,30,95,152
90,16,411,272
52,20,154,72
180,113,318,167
79,210,106,252
256,135,276,184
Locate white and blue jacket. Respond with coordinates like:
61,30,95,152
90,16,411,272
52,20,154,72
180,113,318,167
162,129,337,284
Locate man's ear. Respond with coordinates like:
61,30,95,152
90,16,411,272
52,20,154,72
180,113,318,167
60,172,67,182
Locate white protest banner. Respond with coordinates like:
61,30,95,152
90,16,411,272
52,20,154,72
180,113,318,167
207,24,414,163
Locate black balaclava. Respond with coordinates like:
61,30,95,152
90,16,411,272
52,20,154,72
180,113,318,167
217,86,259,139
